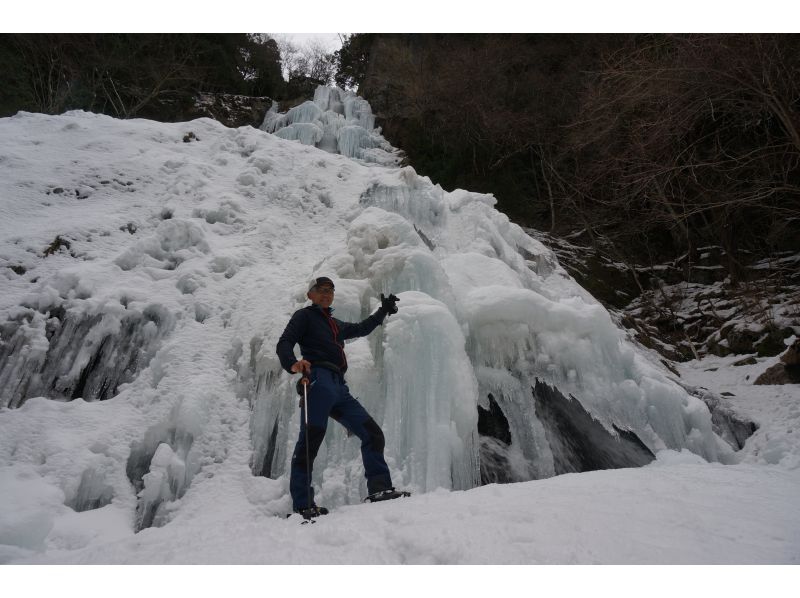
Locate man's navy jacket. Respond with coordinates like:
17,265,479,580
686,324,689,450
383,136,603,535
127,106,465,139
276,304,387,374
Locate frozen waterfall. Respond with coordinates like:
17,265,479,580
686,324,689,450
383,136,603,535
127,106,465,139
247,162,736,503
0,91,742,551
260,86,402,166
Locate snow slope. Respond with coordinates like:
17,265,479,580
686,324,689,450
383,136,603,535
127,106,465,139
1,101,799,565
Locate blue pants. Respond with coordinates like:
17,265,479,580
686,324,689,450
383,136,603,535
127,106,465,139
290,367,392,510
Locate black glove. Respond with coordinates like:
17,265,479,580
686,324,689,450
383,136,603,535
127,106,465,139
380,293,399,315
295,376,312,408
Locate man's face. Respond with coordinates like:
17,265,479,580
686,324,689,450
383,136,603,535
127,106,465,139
308,285,334,309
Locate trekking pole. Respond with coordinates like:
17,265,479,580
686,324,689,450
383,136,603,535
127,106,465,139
301,371,312,512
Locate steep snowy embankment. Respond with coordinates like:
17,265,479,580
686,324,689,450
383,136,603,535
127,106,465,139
1,103,798,564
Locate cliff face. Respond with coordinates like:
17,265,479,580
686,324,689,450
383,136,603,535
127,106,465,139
186,94,274,129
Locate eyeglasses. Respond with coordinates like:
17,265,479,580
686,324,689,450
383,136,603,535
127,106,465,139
314,287,335,295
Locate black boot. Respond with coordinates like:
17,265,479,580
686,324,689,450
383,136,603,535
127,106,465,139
364,488,411,503
294,505,329,520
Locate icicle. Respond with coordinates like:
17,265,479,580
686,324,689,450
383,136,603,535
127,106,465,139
259,101,283,133
0,303,173,408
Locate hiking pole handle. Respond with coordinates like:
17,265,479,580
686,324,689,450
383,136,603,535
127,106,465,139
302,376,309,424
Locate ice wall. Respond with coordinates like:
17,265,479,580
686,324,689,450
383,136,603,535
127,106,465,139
0,279,173,409
126,418,199,531
251,161,734,502
261,86,402,166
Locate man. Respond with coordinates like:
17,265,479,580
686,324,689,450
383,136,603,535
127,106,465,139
276,276,404,519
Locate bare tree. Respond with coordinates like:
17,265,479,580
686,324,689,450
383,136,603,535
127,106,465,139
273,35,336,85
562,34,800,280
10,34,74,114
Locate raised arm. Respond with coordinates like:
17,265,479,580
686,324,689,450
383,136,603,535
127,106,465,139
338,294,400,340
337,309,387,341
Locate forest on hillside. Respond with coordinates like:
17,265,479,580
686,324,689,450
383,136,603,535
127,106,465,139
2,33,798,278
338,34,800,279
0,34,286,121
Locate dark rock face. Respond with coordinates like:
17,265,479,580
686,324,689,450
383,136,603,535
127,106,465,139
478,393,512,445
782,339,800,367
479,437,517,484
477,394,515,484
754,363,800,385
755,339,800,385
532,379,656,474
186,93,273,128
724,326,765,354
698,392,758,449
260,417,280,478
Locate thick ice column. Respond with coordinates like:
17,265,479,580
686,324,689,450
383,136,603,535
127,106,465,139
249,361,297,480
265,101,327,148
344,95,375,130
313,86,333,110
285,101,324,125
381,291,480,491
313,86,345,115
337,125,374,159
359,167,448,230
274,123,324,146
319,112,346,153
259,101,284,133
137,443,185,529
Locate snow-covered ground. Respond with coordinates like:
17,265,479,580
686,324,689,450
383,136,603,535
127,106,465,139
1,94,799,567
6,352,797,565
6,449,798,564
677,351,800,471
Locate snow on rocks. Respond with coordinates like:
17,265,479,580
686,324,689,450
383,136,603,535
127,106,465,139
677,351,800,471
